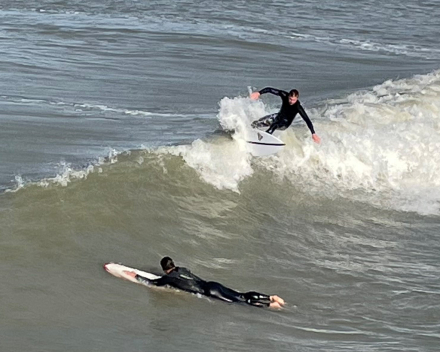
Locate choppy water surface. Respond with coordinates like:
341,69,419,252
1,1,439,351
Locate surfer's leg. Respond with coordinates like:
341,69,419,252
251,113,278,128
241,291,272,307
241,292,285,308
266,121,280,134
204,281,242,303
266,119,288,134
205,282,284,308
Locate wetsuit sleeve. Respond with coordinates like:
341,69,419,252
258,87,288,98
298,103,316,134
135,274,170,287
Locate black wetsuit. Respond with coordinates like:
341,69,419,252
135,267,272,308
252,87,316,135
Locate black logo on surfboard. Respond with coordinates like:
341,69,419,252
257,133,263,141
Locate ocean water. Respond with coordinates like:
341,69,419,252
1,1,439,351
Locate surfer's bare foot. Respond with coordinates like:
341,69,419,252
270,295,285,305
123,271,136,278
269,301,282,309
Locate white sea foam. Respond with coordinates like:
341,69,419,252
156,93,274,193
159,70,440,214
7,70,440,214
157,138,253,193
7,148,119,192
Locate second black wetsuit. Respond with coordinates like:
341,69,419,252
135,267,272,308
252,87,316,135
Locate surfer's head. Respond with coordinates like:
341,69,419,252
160,256,175,272
288,89,299,105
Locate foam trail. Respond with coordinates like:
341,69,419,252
157,138,253,193
156,95,272,192
217,94,268,136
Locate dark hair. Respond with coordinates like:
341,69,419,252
289,89,299,97
160,256,175,271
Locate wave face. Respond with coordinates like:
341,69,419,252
151,71,440,215
6,70,440,216
1,2,440,352
2,123,439,352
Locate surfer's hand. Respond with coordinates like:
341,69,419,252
123,271,137,278
312,134,321,144
250,92,260,100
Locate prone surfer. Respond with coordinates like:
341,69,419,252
124,256,285,309
250,87,321,143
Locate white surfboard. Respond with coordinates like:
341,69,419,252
104,263,161,285
244,128,285,156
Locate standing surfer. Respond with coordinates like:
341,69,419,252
250,87,321,143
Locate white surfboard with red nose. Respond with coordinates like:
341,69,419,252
104,263,161,284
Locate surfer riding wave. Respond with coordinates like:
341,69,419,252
250,87,321,144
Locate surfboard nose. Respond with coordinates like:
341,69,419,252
103,263,110,272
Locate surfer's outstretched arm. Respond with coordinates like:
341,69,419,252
250,87,288,100
137,274,170,286
297,104,321,144
203,281,286,309
123,271,169,286
297,104,315,134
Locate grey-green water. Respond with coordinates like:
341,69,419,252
1,1,439,351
